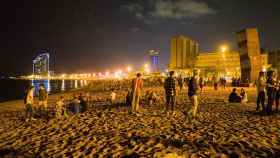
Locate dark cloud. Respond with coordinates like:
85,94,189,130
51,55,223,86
123,0,216,22
130,27,141,32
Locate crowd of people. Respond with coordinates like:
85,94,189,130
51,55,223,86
23,69,280,122
255,70,280,114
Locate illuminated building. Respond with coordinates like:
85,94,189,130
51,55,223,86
237,28,263,82
148,50,160,72
33,52,50,76
267,49,280,73
195,51,268,78
195,51,241,78
169,35,199,70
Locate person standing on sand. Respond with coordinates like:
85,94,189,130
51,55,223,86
266,70,276,115
199,76,204,93
38,83,48,114
71,94,81,114
24,86,36,121
55,96,65,118
164,71,176,115
275,79,280,112
131,73,143,113
177,75,184,92
187,69,200,119
256,71,266,112
109,89,116,110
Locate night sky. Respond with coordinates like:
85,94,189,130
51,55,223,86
1,0,279,75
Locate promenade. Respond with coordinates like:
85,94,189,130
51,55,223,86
1,87,280,157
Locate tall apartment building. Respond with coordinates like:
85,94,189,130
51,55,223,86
236,28,262,82
169,35,199,70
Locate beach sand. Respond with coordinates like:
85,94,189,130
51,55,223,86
0,87,280,157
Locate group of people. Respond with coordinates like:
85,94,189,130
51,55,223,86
24,83,95,121
163,70,201,119
228,88,248,103
256,70,280,114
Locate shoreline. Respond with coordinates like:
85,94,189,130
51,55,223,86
0,88,84,112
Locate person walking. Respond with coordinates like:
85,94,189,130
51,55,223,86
131,73,143,113
24,86,36,121
164,71,176,115
256,71,266,112
38,83,48,114
266,70,276,115
188,69,200,119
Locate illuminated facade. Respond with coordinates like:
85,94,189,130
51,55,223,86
33,53,50,76
149,50,160,72
195,51,268,78
195,51,241,78
237,28,262,82
169,35,199,70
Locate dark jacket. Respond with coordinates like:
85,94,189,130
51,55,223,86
164,77,176,96
188,76,199,97
228,92,241,103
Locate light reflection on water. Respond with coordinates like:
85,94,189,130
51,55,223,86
31,79,86,94
75,80,78,89
61,80,65,91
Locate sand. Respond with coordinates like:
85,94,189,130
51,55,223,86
0,86,280,158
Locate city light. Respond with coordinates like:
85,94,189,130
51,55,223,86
105,71,110,77
221,45,228,53
127,66,132,73
144,63,149,68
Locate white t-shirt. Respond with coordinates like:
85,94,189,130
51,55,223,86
26,89,34,104
111,92,116,101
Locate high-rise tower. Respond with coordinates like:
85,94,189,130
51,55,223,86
237,28,262,82
169,35,199,70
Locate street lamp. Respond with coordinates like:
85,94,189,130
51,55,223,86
221,45,228,53
127,66,132,73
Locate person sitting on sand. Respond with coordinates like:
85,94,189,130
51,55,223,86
24,86,36,121
145,90,158,106
240,88,248,103
55,96,65,118
228,88,241,103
